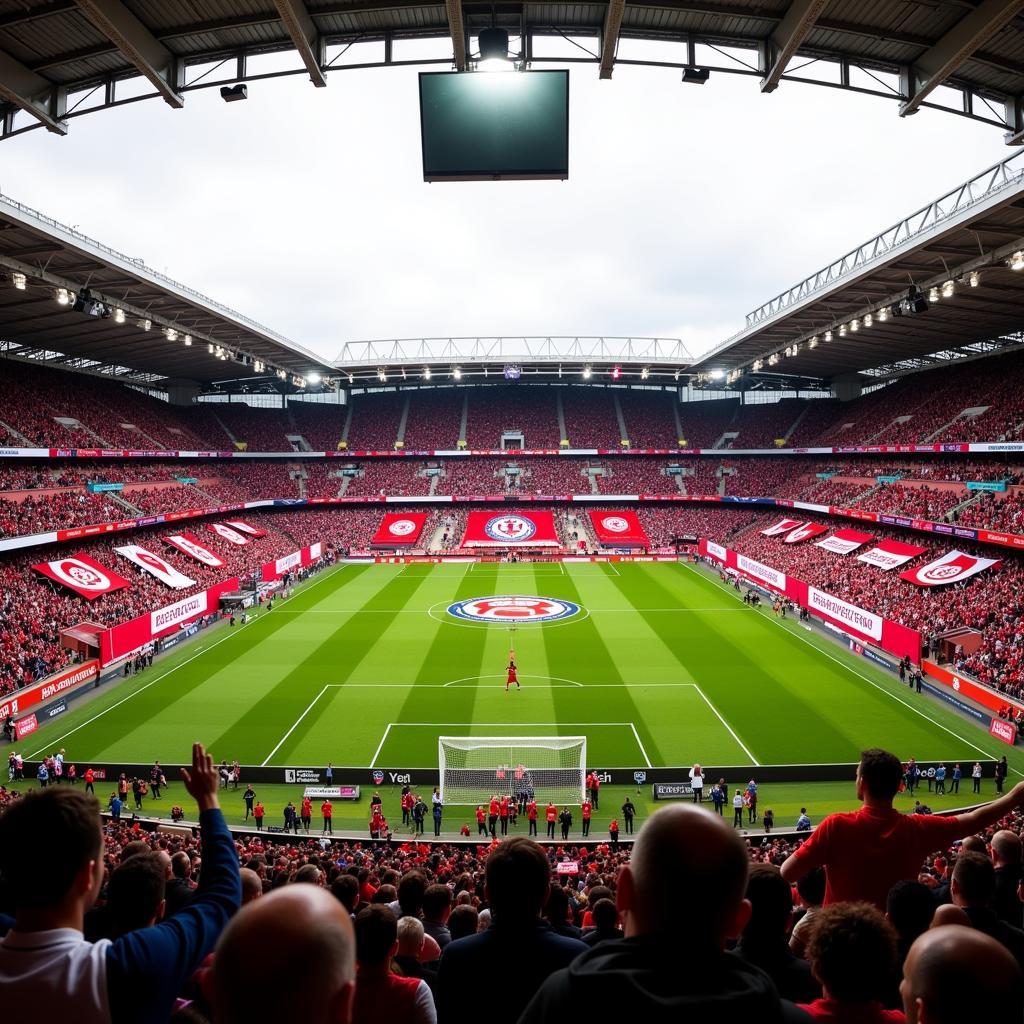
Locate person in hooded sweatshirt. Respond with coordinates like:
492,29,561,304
518,804,811,1024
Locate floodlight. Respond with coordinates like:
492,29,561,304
478,27,510,70
11,272,26,290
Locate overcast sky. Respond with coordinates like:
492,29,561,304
0,41,1008,361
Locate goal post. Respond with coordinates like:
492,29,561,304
438,736,587,806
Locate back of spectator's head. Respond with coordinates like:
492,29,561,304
591,898,618,932
886,880,935,951
857,749,904,802
121,840,151,862
961,836,987,856
951,852,996,908
902,925,1024,1024
396,915,425,957
294,864,323,886
742,864,792,941
545,882,571,925
484,837,551,926
991,829,1022,868
331,873,360,913
620,804,749,945
239,867,263,905
397,870,427,917
371,883,397,905
796,866,826,908
808,902,897,1004
210,885,355,1024
422,882,452,922
355,905,398,967
171,850,191,879
107,852,166,933
0,788,102,911
447,904,479,941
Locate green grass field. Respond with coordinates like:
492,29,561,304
14,559,1024,833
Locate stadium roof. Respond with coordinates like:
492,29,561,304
691,145,1024,388
1,1,1024,142
0,190,335,390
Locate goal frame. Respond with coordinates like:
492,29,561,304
438,735,587,806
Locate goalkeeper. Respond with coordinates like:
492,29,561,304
505,655,520,692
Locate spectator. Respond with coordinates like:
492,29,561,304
422,883,452,949
780,748,1024,909
544,884,582,940
210,884,355,1024
580,897,621,947
520,804,806,1022
331,874,360,916
446,905,478,942
353,905,435,1024
164,850,195,916
789,867,826,961
0,743,240,1024
732,864,820,1004
239,867,263,906
900,925,1024,1023
990,829,1024,928
797,903,902,1022
885,881,936,969
435,837,586,1024
84,852,167,942
394,915,438,992
949,852,1024,967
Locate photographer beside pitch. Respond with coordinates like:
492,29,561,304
781,748,1024,910
0,742,241,1024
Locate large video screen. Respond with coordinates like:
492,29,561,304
418,70,569,182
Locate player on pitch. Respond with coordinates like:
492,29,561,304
505,654,519,692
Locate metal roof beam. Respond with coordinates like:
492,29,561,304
760,0,826,94
72,0,184,108
0,2,77,30
900,0,1024,117
599,0,626,79
273,0,327,87
0,51,68,134
445,0,468,71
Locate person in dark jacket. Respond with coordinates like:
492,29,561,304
951,852,1024,969
519,804,810,1024
581,898,621,947
991,830,1024,928
435,837,586,1024
731,864,820,1005
544,884,582,940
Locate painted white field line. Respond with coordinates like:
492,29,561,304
369,723,393,768
261,685,331,767
271,606,744,614
691,683,760,767
683,561,1010,769
325,681,697,689
630,722,653,768
26,562,349,759
442,674,583,688
390,721,636,726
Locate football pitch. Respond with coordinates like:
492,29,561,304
27,559,1020,786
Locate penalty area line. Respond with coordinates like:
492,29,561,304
629,722,653,768
369,723,393,768
260,685,331,767
691,683,760,767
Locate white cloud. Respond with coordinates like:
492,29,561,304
0,56,1008,362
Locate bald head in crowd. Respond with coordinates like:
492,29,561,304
239,868,263,905
210,885,355,1024
619,804,750,946
991,829,1022,867
902,925,1023,1023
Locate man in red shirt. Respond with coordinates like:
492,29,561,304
476,804,487,837
84,767,94,794
488,795,499,838
499,795,510,836
527,798,538,837
300,796,312,834
545,802,558,840
253,801,265,832
506,657,519,692
781,748,1024,910
581,799,592,837
590,772,601,810
321,799,333,835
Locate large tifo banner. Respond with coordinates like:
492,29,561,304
164,532,225,567
782,522,830,545
32,554,132,601
261,542,323,581
372,512,429,547
699,538,921,663
588,510,650,548
462,510,561,547
101,578,240,663
115,544,196,589
815,529,874,555
899,549,1000,587
857,539,928,570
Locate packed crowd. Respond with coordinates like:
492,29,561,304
561,388,621,448
463,389,562,449
2,747,1024,1022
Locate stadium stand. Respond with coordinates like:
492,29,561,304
344,392,405,450
561,387,620,448
463,387,561,449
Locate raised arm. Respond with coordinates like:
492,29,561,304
954,779,1024,836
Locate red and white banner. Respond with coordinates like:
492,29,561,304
224,520,267,538
115,544,196,589
261,542,323,581
0,660,100,723
700,538,920,662
761,519,802,536
857,539,928,570
372,512,429,547
991,718,1018,746
165,533,225,567
782,522,830,544
462,510,561,547
32,554,132,601
588,510,650,548
208,522,249,546
101,578,239,663
899,549,1000,587
815,529,874,555
15,714,37,739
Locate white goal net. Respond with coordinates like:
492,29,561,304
438,736,587,806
